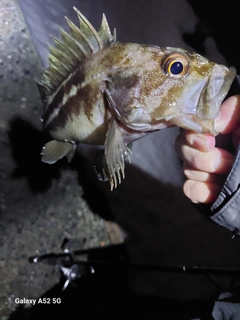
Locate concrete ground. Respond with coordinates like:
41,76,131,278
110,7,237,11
1,0,240,318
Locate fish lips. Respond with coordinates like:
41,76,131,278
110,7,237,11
196,65,236,120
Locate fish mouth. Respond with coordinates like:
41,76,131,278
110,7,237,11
170,65,236,135
196,65,236,120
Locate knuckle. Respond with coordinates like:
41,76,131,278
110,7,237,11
189,150,202,170
183,168,195,180
183,180,208,203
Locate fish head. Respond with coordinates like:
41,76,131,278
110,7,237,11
107,46,236,135
162,48,236,134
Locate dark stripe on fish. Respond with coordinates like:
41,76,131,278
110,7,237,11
42,66,85,128
46,82,99,133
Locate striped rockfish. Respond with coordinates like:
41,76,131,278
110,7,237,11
37,7,236,190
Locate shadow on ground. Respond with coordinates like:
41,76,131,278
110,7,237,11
8,117,62,193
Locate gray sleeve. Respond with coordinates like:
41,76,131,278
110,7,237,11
210,143,240,236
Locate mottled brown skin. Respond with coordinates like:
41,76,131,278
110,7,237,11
43,44,187,140
43,43,169,142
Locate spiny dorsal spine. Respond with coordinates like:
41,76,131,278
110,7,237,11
37,7,116,101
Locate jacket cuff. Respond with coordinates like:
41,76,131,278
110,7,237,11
210,143,240,236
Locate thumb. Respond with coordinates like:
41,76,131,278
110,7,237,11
215,95,240,134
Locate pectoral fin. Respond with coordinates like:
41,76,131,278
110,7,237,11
104,118,132,190
104,69,141,128
41,140,76,164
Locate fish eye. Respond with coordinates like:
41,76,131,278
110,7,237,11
162,53,189,78
168,61,183,75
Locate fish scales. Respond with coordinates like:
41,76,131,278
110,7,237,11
38,7,236,190
43,43,165,143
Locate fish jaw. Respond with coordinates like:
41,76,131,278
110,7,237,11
171,65,236,135
197,65,236,120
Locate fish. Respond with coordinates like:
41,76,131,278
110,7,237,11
37,7,236,190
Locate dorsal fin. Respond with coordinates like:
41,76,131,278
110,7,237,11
98,14,116,45
37,8,116,100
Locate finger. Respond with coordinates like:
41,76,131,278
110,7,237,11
183,163,226,184
175,95,240,154
215,95,240,134
176,144,234,174
183,180,222,204
177,130,215,152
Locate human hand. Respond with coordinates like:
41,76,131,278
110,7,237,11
175,95,240,204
